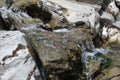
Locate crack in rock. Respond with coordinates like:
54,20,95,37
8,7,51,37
107,74,120,80
2,44,25,62
26,65,37,80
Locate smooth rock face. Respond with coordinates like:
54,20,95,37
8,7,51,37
0,31,40,80
113,21,120,29
100,12,115,22
116,13,120,21
26,28,94,80
47,0,102,35
47,0,100,24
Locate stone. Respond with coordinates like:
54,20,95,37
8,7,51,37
68,0,104,5
0,0,120,80
115,0,120,9
47,11,68,29
47,0,103,35
14,0,52,23
0,0,6,7
82,44,120,80
14,0,69,30
47,0,100,24
100,11,115,22
100,20,120,44
112,21,120,29
0,7,41,30
106,0,119,16
102,25,120,44
13,0,39,7
116,13,120,21
0,31,41,80
26,28,94,80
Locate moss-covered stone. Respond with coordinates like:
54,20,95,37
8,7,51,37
26,28,93,80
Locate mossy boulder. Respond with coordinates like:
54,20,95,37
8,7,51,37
26,28,93,80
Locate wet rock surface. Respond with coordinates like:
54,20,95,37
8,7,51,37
93,44,120,80
0,7,41,30
26,28,94,80
0,0,120,80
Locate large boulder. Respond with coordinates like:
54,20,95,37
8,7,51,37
26,27,94,80
0,31,41,80
47,0,102,35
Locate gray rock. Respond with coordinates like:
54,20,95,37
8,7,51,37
106,0,119,16
0,31,41,80
100,11,115,22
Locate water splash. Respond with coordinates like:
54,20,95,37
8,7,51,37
82,48,110,80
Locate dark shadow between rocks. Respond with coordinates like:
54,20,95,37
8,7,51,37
20,4,52,23
0,12,11,30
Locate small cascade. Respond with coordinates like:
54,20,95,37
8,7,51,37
0,7,33,30
81,47,110,80
0,0,120,80
53,28,70,32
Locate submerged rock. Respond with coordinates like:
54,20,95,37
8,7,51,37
0,31,41,80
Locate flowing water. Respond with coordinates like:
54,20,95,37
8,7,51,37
0,0,119,79
82,47,110,80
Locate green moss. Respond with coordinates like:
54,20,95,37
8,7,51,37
105,58,113,67
102,57,114,75
103,66,112,75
